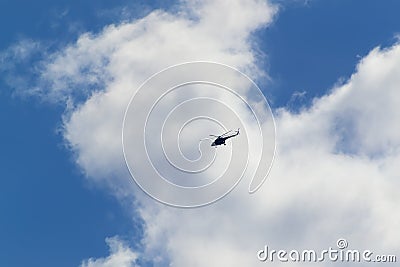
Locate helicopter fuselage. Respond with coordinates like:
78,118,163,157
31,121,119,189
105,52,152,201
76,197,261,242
211,137,226,146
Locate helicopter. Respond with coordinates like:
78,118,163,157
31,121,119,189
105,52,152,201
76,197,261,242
210,129,240,147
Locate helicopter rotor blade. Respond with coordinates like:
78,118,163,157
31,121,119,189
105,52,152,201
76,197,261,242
200,137,214,141
220,130,233,137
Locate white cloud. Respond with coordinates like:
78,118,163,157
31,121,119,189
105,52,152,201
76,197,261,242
0,39,43,97
53,0,277,197
136,44,400,266
80,237,139,267
4,0,400,266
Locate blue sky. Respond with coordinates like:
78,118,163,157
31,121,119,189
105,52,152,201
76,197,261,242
264,0,400,107
1,1,400,266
